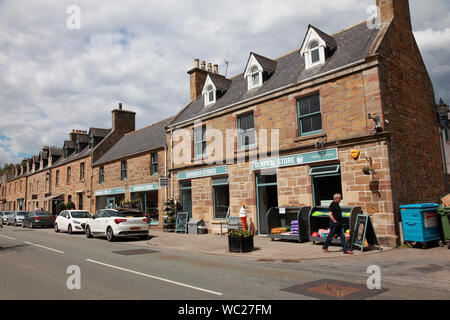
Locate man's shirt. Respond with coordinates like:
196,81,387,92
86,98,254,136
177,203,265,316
329,201,342,222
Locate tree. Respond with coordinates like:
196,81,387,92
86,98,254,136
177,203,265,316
66,201,75,210
57,202,67,213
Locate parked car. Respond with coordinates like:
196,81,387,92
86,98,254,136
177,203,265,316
22,211,55,228
2,211,14,224
85,208,149,242
55,210,93,234
7,211,30,226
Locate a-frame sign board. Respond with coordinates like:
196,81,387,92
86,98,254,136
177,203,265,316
351,214,382,252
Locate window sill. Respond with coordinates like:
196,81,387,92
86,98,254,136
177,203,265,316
294,133,326,143
236,145,257,153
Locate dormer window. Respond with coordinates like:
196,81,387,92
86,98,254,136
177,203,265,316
205,85,215,105
300,25,337,70
244,53,276,91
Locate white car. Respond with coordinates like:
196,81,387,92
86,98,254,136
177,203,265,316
55,210,93,234
85,208,149,242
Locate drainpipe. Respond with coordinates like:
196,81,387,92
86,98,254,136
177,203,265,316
170,127,174,199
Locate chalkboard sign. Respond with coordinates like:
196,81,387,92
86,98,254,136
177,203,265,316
351,215,382,252
176,212,188,233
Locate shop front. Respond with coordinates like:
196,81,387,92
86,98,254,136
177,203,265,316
130,183,159,226
252,148,340,234
95,187,126,211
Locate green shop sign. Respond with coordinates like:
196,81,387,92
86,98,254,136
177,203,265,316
253,148,339,171
129,183,159,193
178,165,227,180
95,187,126,197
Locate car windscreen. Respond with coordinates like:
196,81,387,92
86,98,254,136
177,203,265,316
71,211,92,219
16,212,30,216
114,211,145,217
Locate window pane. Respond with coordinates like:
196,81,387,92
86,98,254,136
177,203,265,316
312,114,322,131
299,98,310,116
302,117,312,133
247,113,254,129
194,127,202,142
208,91,214,103
202,126,207,141
311,49,320,63
309,94,321,113
252,73,259,86
214,184,229,219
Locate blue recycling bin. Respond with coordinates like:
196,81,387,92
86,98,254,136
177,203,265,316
400,204,441,243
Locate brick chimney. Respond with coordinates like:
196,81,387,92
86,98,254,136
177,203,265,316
111,105,135,133
376,0,412,29
187,59,208,101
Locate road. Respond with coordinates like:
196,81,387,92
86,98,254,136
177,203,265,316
0,225,449,300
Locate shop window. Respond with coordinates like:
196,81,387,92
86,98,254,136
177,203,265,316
121,160,127,181
80,162,85,181
194,125,207,158
310,164,342,207
309,165,340,176
99,166,105,184
131,191,159,225
151,152,158,175
213,177,229,220
297,93,322,136
238,112,256,149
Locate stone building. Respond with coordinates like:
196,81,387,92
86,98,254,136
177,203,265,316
0,172,14,211
167,0,445,247
92,117,172,226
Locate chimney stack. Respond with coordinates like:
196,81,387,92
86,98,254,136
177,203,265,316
188,59,208,101
213,64,219,74
207,63,212,72
112,105,135,133
376,0,411,29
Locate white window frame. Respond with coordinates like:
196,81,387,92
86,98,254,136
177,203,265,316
300,28,327,70
244,54,263,91
202,75,217,106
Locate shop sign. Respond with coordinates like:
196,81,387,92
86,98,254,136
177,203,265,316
253,148,338,171
95,187,125,197
178,166,227,180
129,183,159,193
159,178,169,187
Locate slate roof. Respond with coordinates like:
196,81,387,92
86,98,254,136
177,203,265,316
90,128,111,138
170,21,379,126
251,52,277,73
209,73,232,92
52,145,91,168
63,141,76,150
77,135,89,144
49,147,64,157
94,117,173,166
309,25,338,49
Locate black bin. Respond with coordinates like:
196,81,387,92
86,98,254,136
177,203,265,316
266,207,311,243
308,206,361,245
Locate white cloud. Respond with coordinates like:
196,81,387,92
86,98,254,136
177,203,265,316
0,0,449,165
414,28,450,52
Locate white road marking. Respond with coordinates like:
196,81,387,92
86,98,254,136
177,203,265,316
85,259,223,296
24,241,64,254
0,235,16,240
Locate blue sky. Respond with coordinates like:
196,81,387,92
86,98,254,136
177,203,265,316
0,0,449,166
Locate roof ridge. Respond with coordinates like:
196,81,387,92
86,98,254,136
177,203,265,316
331,19,368,36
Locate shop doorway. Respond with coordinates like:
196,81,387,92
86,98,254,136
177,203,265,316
107,197,116,208
256,174,278,235
180,181,192,219
310,165,342,206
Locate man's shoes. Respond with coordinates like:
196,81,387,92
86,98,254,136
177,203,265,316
322,248,329,253
344,251,353,255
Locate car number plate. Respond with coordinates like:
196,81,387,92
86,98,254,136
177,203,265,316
130,227,141,230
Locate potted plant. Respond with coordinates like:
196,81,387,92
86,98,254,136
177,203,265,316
56,202,67,213
228,229,254,253
66,201,75,210
362,166,377,176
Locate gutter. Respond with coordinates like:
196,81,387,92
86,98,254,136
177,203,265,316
168,59,368,129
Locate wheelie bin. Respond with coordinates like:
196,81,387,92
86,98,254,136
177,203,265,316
400,204,441,248
438,207,450,249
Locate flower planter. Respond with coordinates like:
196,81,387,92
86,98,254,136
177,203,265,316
228,235,254,253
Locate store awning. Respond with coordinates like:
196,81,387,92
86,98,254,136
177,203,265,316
43,194,64,201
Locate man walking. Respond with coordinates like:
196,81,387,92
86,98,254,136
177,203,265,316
322,194,353,255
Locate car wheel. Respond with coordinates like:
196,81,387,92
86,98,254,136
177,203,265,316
54,223,60,233
14,220,18,227
85,226,93,238
22,222,26,228
68,225,73,235
106,227,115,242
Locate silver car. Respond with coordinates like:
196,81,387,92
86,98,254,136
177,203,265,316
2,211,14,224
7,211,30,226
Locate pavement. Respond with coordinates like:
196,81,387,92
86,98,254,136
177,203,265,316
0,225,449,300
144,228,391,262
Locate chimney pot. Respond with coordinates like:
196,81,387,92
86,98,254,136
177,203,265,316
201,61,206,70
213,64,219,74
194,59,200,68
207,63,212,72
119,103,123,110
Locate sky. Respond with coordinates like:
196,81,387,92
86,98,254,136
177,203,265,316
0,0,449,166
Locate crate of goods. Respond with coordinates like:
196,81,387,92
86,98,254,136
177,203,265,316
163,200,178,232
400,204,441,244
266,207,311,243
